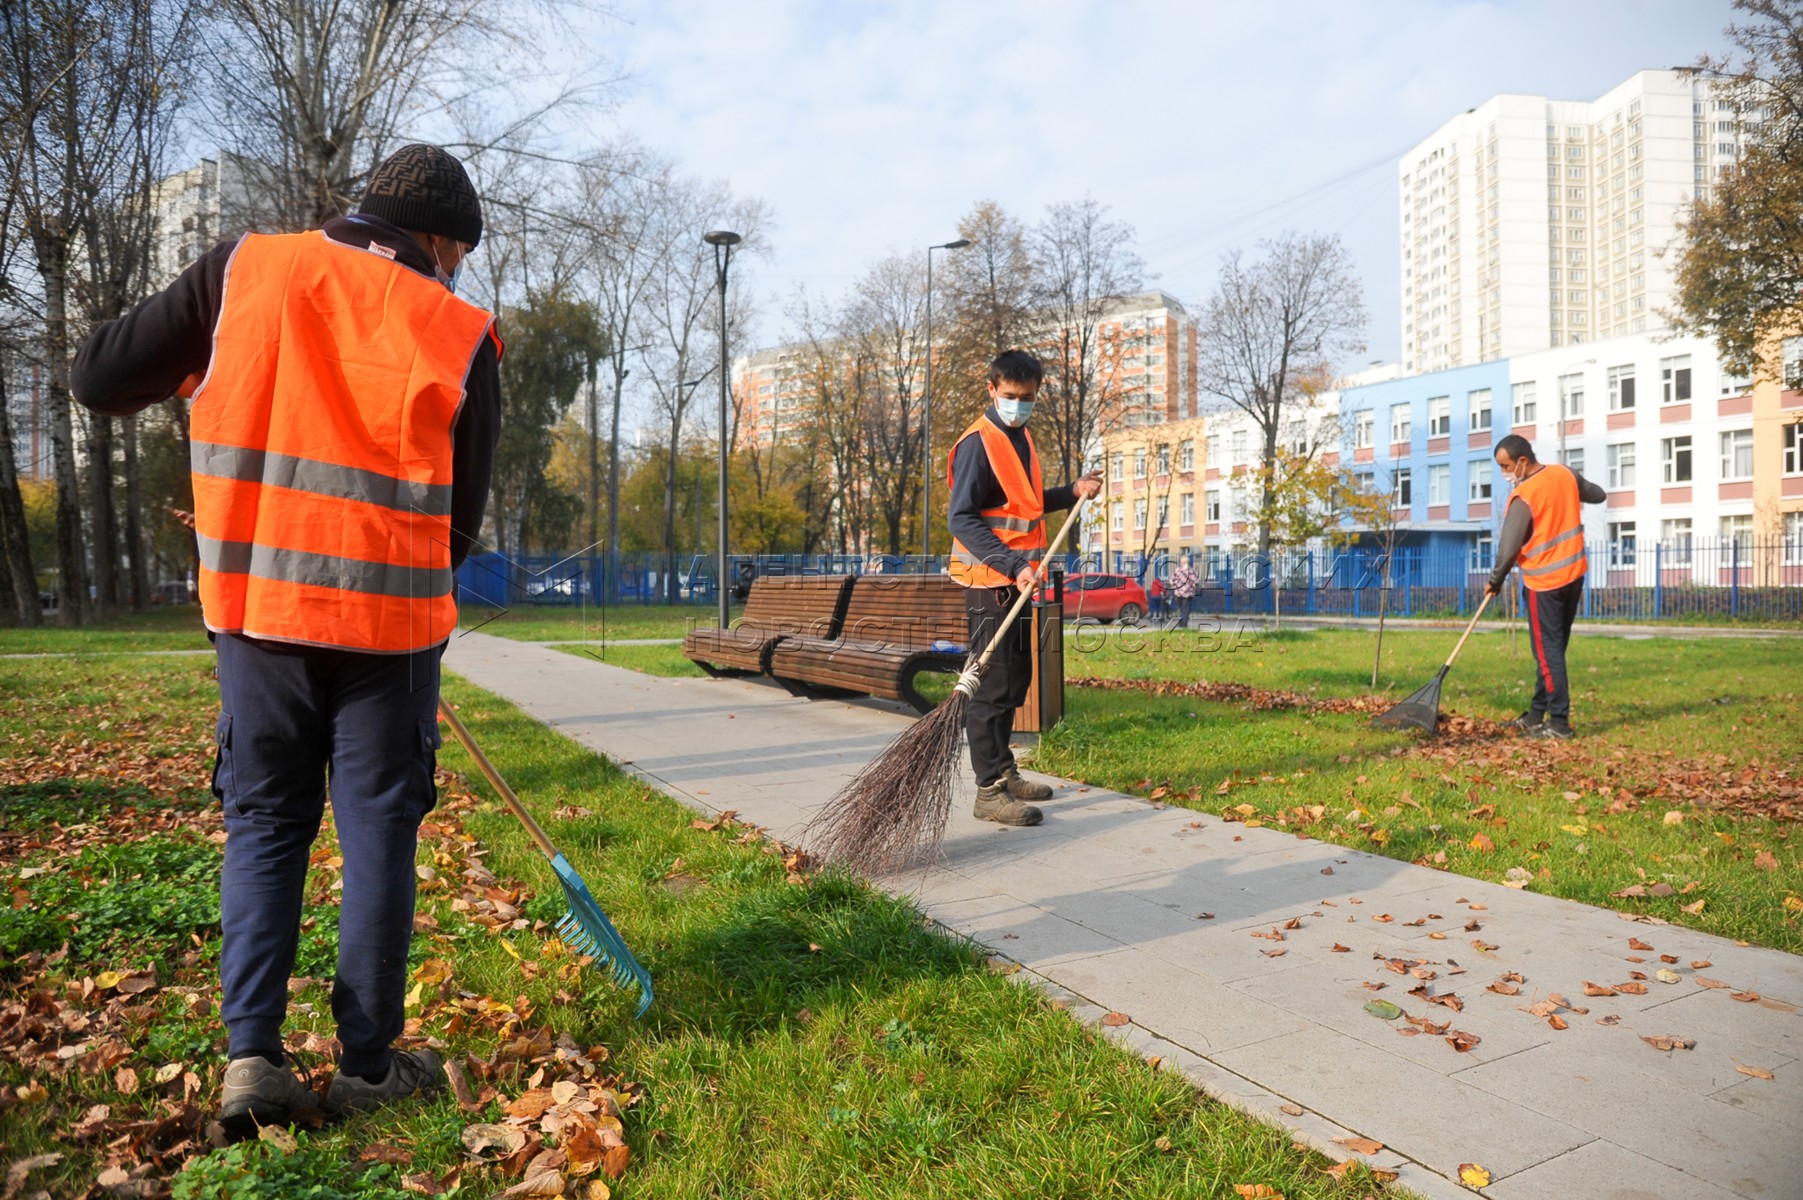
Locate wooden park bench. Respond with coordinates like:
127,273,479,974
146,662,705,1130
768,575,971,713
681,574,855,675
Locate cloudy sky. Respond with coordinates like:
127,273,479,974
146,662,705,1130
585,0,1731,366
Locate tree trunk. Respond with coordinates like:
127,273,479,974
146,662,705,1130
662,436,679,604
0,356,42,626
606,362,627,603
1372,549,1391,688
122,412,147,611
35,227,88,626
87,411,120,616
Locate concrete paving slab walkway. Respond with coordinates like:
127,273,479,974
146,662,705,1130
443,631,1803,1200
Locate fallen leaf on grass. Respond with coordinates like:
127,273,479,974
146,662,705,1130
1459,1162,1492,1187
5,1153,63,1195
1680,899,1707,915
360,1144,413,1166
1469,833,1494,852
1233,1186,1284,1199
1333,1135,1384,1155
1101,1012,1132,1027
462,1123,528,1160
1641,1035,1697,1052
1736,1064,1776,1081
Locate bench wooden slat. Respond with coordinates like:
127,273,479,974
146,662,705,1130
682,574,854,673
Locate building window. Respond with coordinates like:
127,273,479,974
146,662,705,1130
1607,365,1636,410
1181,493,1195,526
1428,463,1451,505
1662,436,1693,484
1354,410,1374,448
1111,502,1124,532
1390,403,1412,443
1661,518,1693,566
1785,423,1803,475
1156,445,1170,476
1721,429,1754,480
1394,467,1413,507
1468,388,1492,431
1110,452,1123,482
1784,337,1803,389
1205,490,1221,522
1786,511,1803,566
1721,513,1754,544
1608,520,1637,569
1205,434,1220,466
1133,448,1146,478
1660,355,1692,403
1512,381,1537,425
1155,498,1169,530
1180,439,1194,472
1469,458,1492,501
1133,499,1148,529
1606,441,1636,489
1231,430,1247,464
1429,395,1451,436
1470,532,1494,572
1563,447,1585,475
1559,373,1585,418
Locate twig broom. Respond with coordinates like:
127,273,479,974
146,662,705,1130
805,497,1092,874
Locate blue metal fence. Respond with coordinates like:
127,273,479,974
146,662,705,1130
456,538,1803,624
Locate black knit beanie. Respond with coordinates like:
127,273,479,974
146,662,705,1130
357,144,483,248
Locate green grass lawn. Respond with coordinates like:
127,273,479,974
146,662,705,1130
0,605,212,654
0,651,1403,1199
591,619,1803,954
459,603,708,644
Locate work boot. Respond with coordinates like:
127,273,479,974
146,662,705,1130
974,780,1043,827
1528,720,1573,741
1507,711,1543,733
324,1049,445,1116
217,1056,318,1141
1001,768,1053,802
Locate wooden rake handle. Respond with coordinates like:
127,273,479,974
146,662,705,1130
437,701,560,862
962,495,1095,687
1442,591,1495,669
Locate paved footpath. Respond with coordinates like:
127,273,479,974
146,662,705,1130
444,631,1802,1200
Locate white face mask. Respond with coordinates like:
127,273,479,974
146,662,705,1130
994,397,1035,427
432,240,467,294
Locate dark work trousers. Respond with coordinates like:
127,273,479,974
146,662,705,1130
213,633,443,1079
1524,578,1584,725
962,584,1034,787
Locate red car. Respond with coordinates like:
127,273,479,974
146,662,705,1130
1045,573,1149,623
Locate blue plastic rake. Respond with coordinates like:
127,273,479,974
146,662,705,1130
437,703,653,1016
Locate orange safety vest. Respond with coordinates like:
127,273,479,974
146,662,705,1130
946,415,1047,588
188,231,499,653
1512,463,1587,591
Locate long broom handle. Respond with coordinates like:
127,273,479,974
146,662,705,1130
437,700,561,862
962,495,1094,685
1442,591,1495,669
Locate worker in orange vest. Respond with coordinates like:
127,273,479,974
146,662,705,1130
72,145,500,1137
948,350,1102,825
1484,434,1605,739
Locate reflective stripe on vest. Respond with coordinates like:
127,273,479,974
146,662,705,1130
946,415,1047,588
1513,463,1587,591
188,231,496,652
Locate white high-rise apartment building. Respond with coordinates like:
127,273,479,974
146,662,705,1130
1400,69,1749,377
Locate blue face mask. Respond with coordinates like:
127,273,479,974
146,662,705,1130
433,240,467,294
995,397,1035,427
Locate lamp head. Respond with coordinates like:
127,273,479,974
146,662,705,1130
703,230,742,247
937,238,974,250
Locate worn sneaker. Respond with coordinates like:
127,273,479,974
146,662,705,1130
324,1049,445,1116
1507,711,1543,733
1001,769,1053,802
217,1056,318,1141
973,781,1043,827
1528,721,1574,740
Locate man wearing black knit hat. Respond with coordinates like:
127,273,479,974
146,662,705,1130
73,144,502,1138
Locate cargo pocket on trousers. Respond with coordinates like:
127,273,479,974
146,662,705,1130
417,718,443,819
211,713,234,811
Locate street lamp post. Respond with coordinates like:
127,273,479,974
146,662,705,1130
703,230,742,629
593,343,649,603
923,238,973,564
